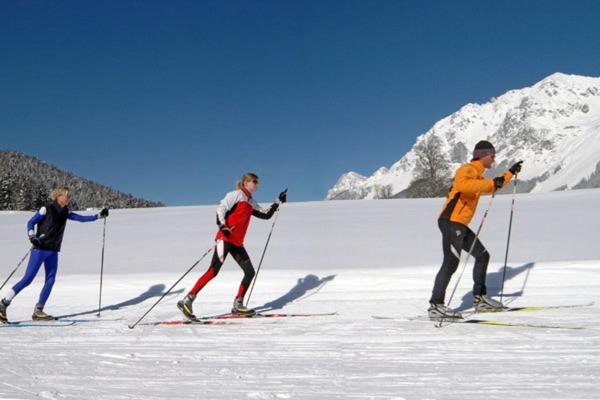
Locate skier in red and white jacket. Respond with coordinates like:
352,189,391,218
178,173,287,319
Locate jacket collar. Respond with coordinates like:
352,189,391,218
470,159,486,175
51,201,68,214
241,187,252,199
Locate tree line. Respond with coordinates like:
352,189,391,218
0,150,163,210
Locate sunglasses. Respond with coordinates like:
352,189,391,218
251,179,259,184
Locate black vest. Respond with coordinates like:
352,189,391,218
36,201,69,252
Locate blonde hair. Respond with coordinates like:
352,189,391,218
50,186,71,201
236,173,259,190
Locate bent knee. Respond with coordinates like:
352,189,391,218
476,250,490,264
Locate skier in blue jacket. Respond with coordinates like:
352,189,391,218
0,186,108,322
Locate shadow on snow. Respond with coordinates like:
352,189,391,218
455,262,535,311
56,284,184,319
253,274,336,313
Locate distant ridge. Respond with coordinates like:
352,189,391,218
0,150,163,210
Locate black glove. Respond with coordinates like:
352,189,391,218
219,225,232,238
29,234,43,247
509,161,523,175
278,189,288,204
98,208,109,219
493,176,505,190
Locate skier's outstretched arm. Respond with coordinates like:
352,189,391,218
251,189,287,220
251,202,279,220
454,166,495,194
68,208,109,222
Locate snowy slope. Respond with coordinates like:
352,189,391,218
1,190,599,399
327,73,600,200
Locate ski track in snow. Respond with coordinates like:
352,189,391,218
1,191,600,399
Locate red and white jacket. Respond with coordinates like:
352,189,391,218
215,188,279,246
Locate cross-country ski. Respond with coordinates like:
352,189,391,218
372,315,587,330
150,311,338,325
470,301,595,313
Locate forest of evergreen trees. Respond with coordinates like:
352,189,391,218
0,150,163,210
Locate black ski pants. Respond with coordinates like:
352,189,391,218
430,219,490,305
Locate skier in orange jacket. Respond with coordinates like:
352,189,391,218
428,140,523,319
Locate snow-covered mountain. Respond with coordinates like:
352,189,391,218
327,73,600,200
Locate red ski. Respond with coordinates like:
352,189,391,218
145,311,337,326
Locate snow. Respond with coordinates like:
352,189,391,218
328,73,600,199
1,190,599,399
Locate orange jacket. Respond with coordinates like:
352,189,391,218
439,160,513,226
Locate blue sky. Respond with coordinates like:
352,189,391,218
1,1,599,205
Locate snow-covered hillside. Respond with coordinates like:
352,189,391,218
327,73,600,200
1,190,599,399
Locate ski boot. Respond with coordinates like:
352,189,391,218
474,295,506,312
32,304,55,321
427,303,462,320
0,299,9,323
231,298,255,316
177,294,197,321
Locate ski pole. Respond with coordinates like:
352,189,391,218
245,203,284,307
97,217,107,317
500,175,518,304
128,245,213,329
437,191,496,328
0,248,32,291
